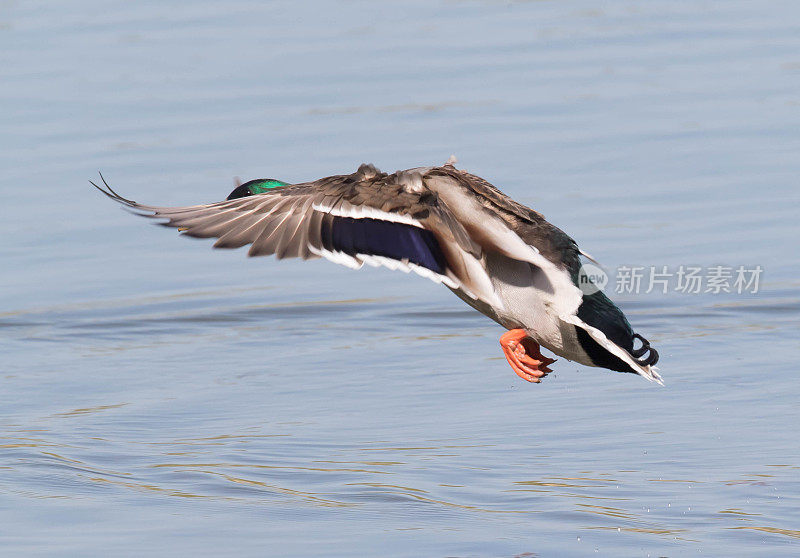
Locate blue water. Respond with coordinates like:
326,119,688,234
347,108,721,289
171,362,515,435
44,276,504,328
2,1,799,555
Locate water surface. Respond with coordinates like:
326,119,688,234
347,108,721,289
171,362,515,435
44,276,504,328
1,1,799,556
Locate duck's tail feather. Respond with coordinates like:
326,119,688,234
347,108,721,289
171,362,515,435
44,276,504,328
630,333,659,367
561,314,664,385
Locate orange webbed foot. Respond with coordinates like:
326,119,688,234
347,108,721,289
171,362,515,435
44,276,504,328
499,329,556,383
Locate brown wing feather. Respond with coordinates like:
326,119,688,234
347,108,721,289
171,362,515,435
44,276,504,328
427,166,581,272
91,166,480,263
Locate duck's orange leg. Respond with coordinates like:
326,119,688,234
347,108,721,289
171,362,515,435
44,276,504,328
499,329,556,383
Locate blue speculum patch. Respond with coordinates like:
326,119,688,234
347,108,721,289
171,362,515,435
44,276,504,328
323,216,446,275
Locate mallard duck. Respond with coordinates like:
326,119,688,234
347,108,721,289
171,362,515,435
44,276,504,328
92,158,661,385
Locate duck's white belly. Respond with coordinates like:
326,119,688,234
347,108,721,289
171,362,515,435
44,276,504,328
460,252,594,366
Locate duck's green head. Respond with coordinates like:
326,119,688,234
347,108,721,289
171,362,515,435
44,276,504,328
227,178,289,200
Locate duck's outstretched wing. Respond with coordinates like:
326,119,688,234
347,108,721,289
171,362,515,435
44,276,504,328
91,164,504,308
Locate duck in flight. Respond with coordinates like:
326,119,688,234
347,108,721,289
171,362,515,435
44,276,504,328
92,158,661,385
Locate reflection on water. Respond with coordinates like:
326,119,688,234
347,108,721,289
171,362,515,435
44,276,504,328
2,0,800,555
